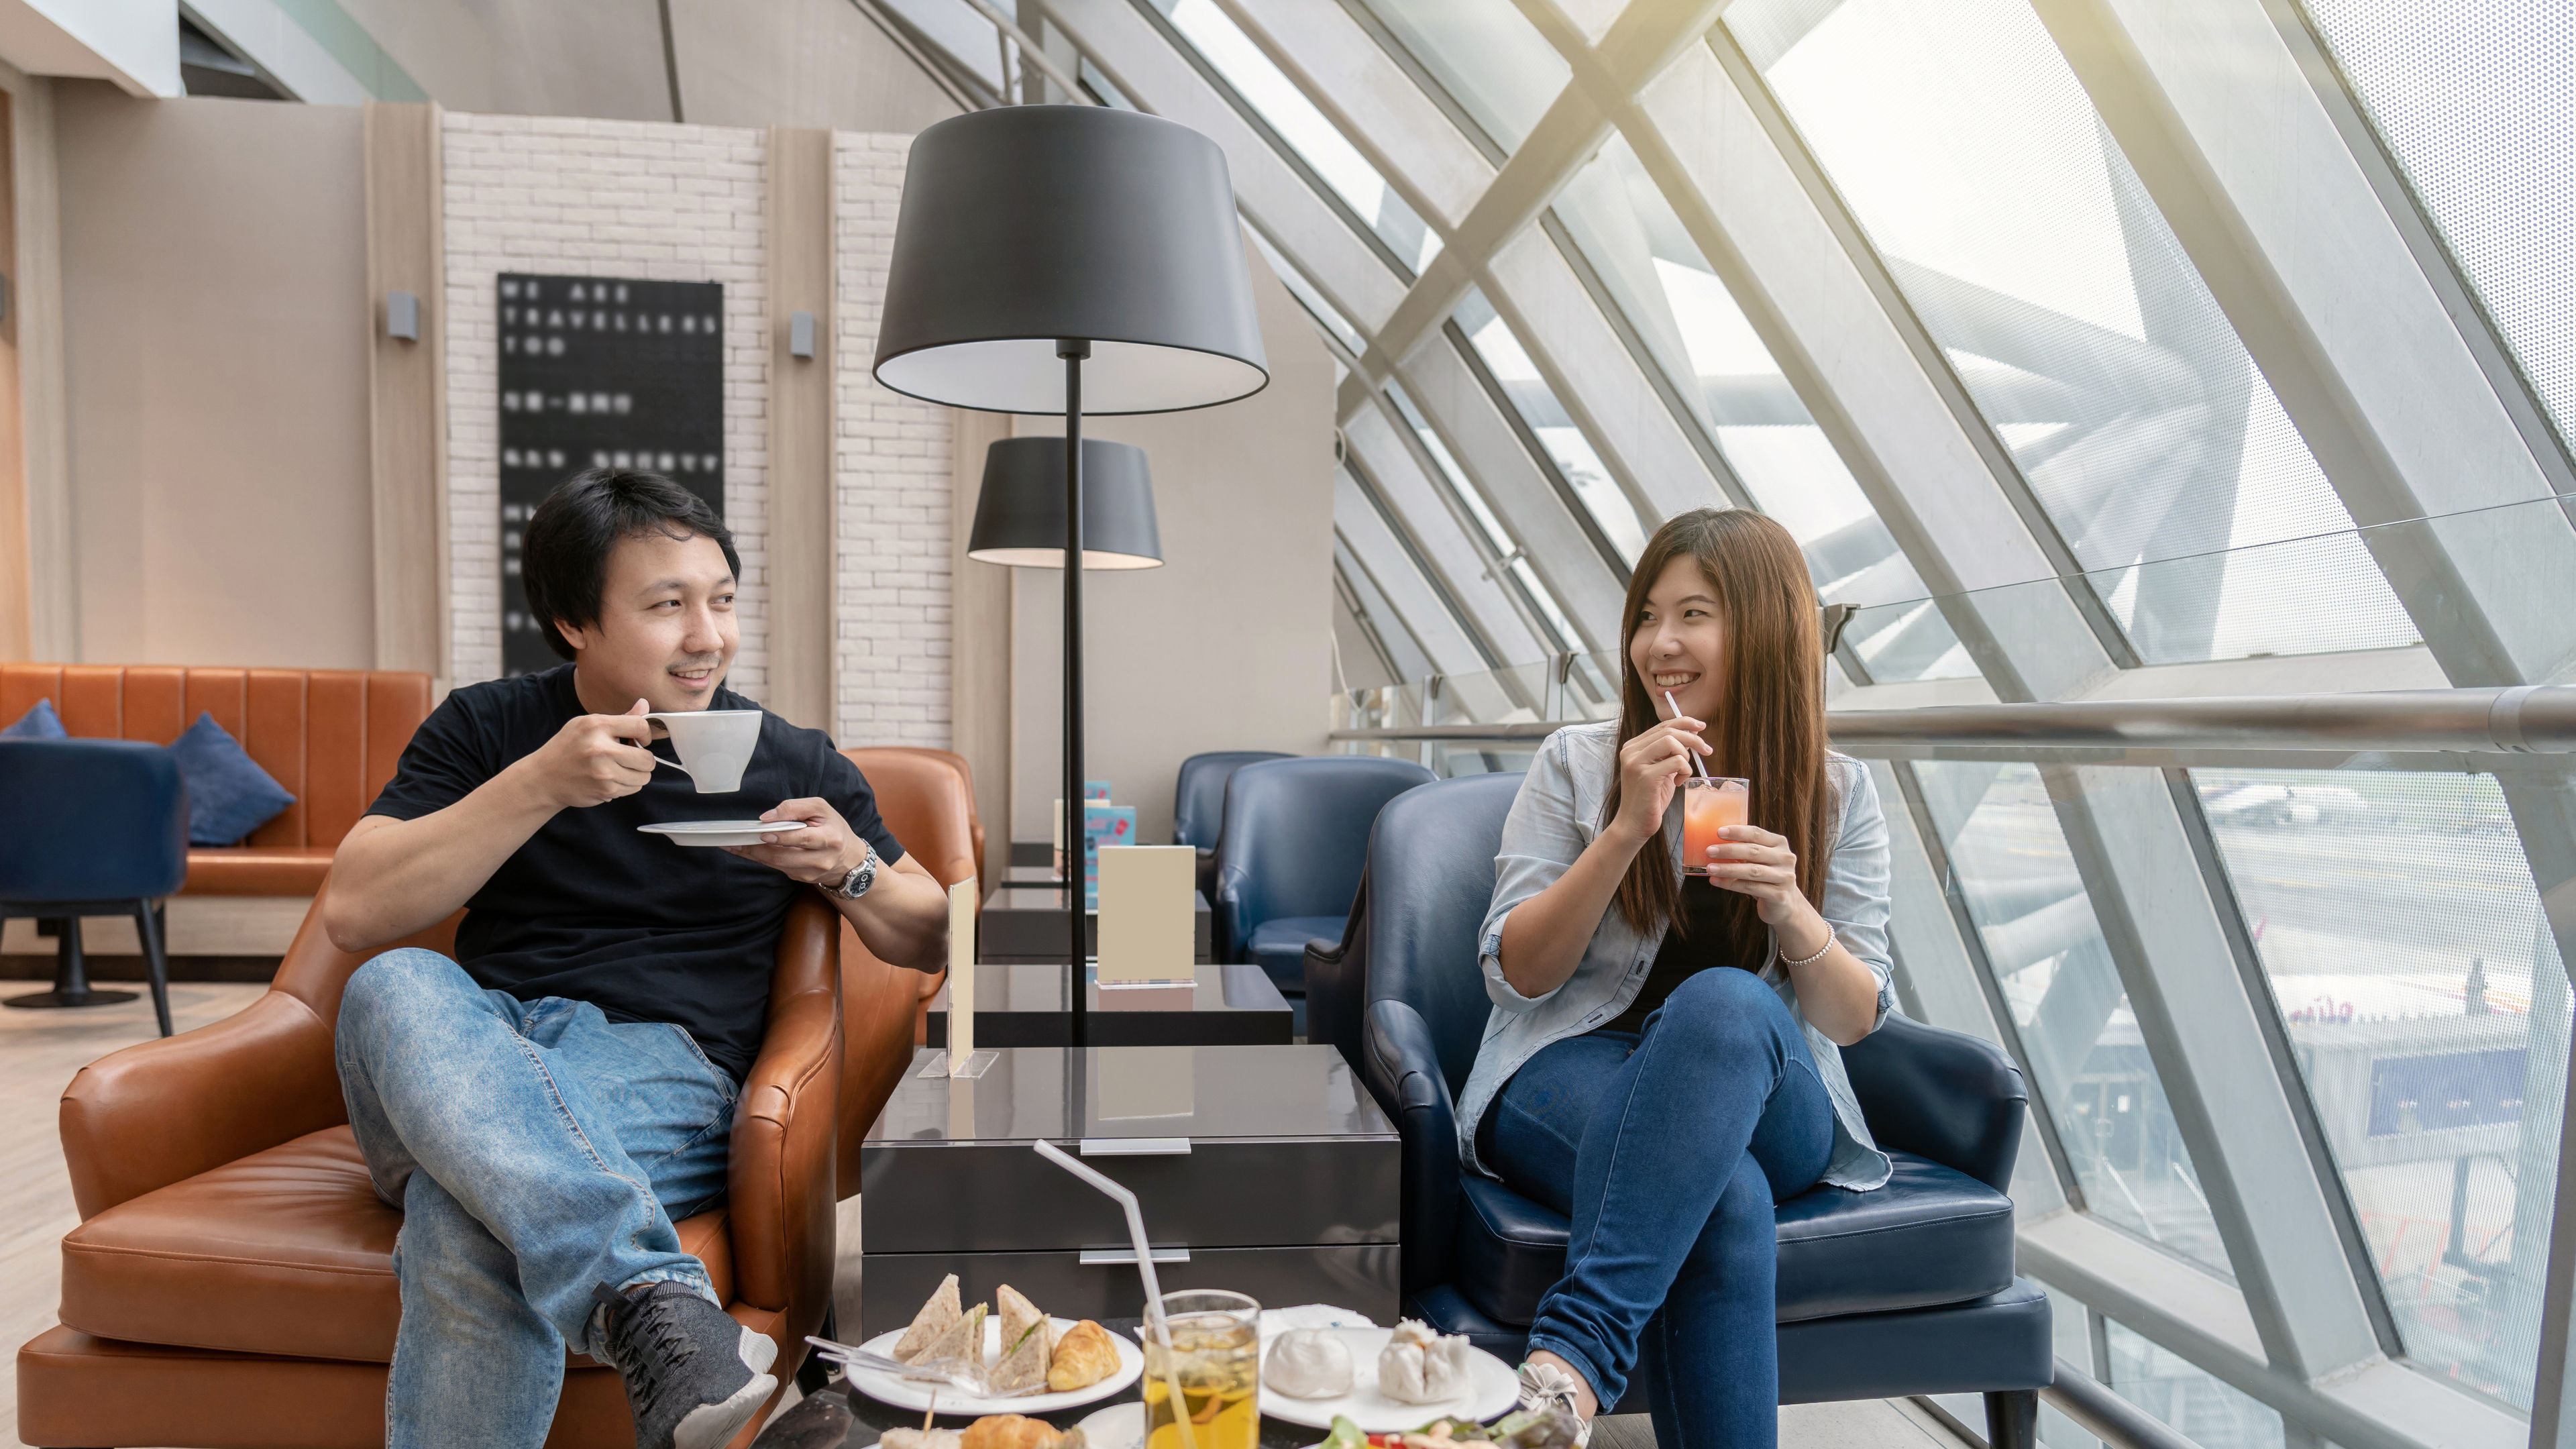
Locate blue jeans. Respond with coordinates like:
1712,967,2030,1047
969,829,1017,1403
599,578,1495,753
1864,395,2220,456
335,948,738,1449
1487,968,1833,1449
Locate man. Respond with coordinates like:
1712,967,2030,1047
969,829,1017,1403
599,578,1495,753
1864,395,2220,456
327,468,950,1449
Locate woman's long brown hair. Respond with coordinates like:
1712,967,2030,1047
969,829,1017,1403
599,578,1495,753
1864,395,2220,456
1602,508,1834,959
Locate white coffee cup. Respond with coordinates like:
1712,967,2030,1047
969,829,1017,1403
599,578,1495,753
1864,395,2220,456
645,710,761,794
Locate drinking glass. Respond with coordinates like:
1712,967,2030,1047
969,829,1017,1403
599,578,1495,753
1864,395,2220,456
1680,776,1750,875
1142,1290,1260,1449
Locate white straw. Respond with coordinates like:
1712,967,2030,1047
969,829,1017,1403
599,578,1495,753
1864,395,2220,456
1032,1140,1199,1449
1665,690,1709,778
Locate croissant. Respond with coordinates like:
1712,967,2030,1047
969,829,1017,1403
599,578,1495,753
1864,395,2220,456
1049,1319,1121,1391
961,1415,1063,1449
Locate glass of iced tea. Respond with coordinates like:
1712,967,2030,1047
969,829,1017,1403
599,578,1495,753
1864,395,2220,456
1142,1290,1260,1449
1680,777,1750,876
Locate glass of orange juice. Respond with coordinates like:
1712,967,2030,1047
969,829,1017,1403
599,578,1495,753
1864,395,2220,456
1680,777,1750,876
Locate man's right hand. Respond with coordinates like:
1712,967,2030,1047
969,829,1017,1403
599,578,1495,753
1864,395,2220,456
516,698,661,808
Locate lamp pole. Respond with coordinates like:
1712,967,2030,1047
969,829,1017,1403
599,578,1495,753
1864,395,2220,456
1059,338,1089,1048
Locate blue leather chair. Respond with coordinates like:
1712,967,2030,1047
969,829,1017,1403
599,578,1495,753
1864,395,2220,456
1355,773,2051,1446
0,739,190,1036
1174,750,1292,899
1212,755,1435,997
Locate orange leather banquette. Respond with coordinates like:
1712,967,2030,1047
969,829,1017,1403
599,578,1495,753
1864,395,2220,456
0,664,433,898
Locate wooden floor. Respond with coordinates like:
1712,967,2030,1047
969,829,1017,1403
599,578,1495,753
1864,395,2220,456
0,983,1976,1449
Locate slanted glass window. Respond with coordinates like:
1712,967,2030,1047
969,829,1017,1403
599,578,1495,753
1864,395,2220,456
2196,767,2568,1409
1246,225,1363,359
1145,0,1442,274
1914,761,2237,1277
1725,0,2415,665
1334,537,1436,686
1346,0,1568,152
877,0,1008,95
1383,381,1587,651
2300,0,2575,449
1550,131,1971,682
1452,285,1650,566
2103,1318,2286,1449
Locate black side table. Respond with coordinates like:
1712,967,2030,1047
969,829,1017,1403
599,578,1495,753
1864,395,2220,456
925,963,1292,1049
858,1045,1399,1337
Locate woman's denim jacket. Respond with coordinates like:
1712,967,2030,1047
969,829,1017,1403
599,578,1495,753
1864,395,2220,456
1457,721,1897,1191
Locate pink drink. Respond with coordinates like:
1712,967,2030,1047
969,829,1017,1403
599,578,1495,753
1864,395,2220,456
1681,777,1750,875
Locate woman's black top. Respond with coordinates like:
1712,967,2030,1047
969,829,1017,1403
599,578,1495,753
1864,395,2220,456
1600,878,1758,1035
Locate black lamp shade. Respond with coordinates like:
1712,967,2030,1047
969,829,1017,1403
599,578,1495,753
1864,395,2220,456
968,437,1162,570
874,105,1269,415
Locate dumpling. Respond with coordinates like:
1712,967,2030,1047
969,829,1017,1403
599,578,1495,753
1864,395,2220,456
1264,1328,1354,1399
1377,1320,1471,1405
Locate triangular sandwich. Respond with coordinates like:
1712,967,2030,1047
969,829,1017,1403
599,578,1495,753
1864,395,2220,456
989,1310,1052,1395
913,1301,987,1377
892,1274,963,1362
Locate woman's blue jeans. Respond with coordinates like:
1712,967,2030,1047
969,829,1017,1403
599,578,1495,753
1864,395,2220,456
335,948,738,1449
1485,967,1833,1449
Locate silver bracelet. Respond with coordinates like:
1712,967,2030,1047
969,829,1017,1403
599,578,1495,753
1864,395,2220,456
1780,921,1837,969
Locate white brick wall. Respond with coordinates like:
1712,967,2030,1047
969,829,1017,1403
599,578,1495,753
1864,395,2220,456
442,113,772,696
833,133,952,747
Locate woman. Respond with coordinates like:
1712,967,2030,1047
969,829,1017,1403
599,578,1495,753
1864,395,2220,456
1466,508,1895,1449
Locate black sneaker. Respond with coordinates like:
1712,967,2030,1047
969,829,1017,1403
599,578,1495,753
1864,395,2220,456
594,1281,780,1449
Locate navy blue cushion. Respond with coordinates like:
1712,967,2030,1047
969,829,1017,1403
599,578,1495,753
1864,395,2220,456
168,712,297,847
1454,1150,2015,1328
1246,915,1347,993
1,698,66,739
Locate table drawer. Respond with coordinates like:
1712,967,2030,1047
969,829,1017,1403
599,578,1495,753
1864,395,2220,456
859,1138,1397,1254
858,1244,1399,1338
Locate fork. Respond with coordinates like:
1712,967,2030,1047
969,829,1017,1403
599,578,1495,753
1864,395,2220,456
802,1337,1049,1398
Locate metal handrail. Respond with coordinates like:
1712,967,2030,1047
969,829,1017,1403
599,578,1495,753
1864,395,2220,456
2041,1358,2204,1449
1327,685,2576,755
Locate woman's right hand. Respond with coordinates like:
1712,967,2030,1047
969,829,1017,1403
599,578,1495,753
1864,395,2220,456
1611,714,1710,846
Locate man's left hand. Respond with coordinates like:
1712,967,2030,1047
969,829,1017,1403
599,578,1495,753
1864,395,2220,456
726,798,867,885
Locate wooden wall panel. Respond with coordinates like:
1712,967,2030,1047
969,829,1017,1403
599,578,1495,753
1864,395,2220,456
364,101,446,680
764,126,836,731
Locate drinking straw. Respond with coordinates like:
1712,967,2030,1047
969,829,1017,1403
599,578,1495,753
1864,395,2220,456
1032,1140,1199,1449
1665,691,1709,778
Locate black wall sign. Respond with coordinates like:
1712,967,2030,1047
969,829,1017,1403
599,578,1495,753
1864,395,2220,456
497,272,724,677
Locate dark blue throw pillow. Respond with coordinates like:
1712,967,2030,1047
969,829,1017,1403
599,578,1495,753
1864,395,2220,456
168,712,297,847
1,698,67,738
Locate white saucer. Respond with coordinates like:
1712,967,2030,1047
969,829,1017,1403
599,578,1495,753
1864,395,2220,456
1256,1327,1519,1432
637,820,810,848
841,1316,1144,1416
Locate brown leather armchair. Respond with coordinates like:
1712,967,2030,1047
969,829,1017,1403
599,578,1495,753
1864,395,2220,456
16,887,847,1449
833,747,981,1201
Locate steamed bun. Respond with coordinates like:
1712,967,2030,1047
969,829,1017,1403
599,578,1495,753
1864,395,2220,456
1264,1328,1354,1399
1377,1320,1471,1405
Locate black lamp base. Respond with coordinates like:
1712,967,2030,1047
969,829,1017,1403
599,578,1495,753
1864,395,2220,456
5,987,140,1010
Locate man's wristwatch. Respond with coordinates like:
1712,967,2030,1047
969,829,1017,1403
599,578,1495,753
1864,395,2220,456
828,842,879,901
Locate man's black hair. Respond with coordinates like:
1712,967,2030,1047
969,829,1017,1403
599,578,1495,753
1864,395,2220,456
521,468,741,661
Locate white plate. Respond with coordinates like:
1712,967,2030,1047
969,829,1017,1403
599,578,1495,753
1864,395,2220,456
843,1316,1144,1416
637,820,810,848
1075,1401,1145,1449
1256,1328,1519,1434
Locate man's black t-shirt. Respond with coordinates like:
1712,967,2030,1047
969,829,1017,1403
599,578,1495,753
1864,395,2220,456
363,665,904,1079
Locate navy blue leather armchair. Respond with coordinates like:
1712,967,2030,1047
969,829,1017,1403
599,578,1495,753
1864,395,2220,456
0,739,190,1036
1212,755,1434,995
1350,773,2051,1446
1173,750,1291,899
